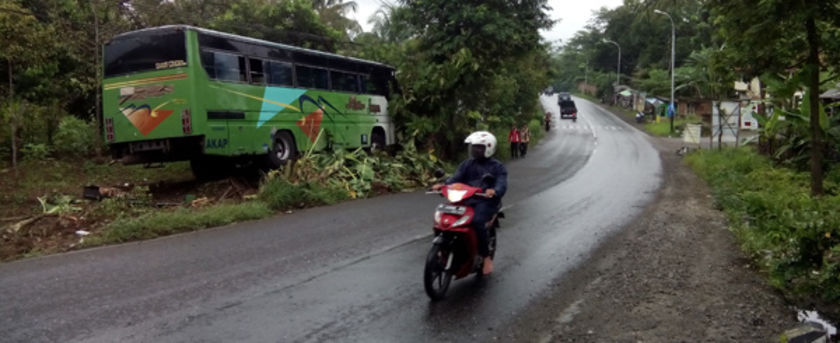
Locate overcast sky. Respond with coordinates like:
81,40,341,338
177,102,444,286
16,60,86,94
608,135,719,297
349,0,624,46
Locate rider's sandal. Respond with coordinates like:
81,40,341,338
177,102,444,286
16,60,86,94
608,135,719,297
482,257,494,275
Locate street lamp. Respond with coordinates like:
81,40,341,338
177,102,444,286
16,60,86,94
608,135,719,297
603,39,621,86
654,9,676,133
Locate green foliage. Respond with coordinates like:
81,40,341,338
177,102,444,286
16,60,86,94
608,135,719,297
208,0,344,52
379,0,553,158
52,116,95,156
93,202,272,244
21,143,50,161
258,177,348,210
263,142,442,206
644,115,701,137
686,148,840,302
36,194,81,215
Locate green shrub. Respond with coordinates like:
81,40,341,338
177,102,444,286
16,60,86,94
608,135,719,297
686,147,840,302
21,143,51,161
53,116,95,156
258,176,348,210
92,202,272,244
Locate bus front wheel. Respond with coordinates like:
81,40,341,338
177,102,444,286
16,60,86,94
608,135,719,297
370,130,386,153
267,131,297,169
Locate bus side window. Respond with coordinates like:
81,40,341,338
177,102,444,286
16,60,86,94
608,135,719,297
331,71,360,93
266,61,293,87
249,58,265,84
362,75,385,96
296,65,329,90
201,50,246,82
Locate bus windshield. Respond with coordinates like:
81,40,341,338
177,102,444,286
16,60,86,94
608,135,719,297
104,29,187,77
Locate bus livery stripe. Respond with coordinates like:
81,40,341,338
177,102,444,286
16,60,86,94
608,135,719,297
104,73,188,90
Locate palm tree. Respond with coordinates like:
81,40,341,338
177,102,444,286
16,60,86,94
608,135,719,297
313,0,361,37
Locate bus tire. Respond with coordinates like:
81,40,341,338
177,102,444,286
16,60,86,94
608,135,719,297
370,129,386,153
267,131,297,169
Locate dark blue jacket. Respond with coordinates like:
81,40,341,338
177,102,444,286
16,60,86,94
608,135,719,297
445,158,508,197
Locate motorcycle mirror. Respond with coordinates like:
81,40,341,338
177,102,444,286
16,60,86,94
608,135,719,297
433,168,446,178
481,173,496,185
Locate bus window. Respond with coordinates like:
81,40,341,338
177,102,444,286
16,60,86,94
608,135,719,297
296,65,329,90
331,71,360,93
104,30,186,77
249,58,265,84
201,50,246,82
266,61,294,87
362,75,387,96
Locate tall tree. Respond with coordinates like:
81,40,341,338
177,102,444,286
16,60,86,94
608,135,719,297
709,0,840,196
0,1,53,168
394,0,553,157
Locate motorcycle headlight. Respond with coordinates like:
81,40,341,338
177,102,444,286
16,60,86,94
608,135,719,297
452,214,472,227
446,189,468,203
434,210,442,224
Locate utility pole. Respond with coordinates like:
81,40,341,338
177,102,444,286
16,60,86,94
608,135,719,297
603,39,620,86
655,9,676,134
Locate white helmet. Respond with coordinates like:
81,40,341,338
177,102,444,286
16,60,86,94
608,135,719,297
464,131,497,158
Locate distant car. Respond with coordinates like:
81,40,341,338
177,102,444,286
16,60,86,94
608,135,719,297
560,99,577,121
557,92,572,101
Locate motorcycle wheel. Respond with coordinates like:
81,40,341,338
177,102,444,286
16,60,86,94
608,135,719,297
424,244,453,300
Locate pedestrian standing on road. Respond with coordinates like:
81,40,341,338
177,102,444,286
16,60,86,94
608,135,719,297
519,125,530,158
508,126,520,159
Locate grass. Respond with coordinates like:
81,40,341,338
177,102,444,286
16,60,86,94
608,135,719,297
686,147,840,306
258,177,349,210
0,158,192,218
644,115,702,137
571,91,600,103
88,201,272,245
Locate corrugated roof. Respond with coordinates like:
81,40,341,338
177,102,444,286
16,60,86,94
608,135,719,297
820,88,840,100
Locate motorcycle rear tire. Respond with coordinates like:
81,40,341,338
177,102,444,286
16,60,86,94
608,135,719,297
424,245,453,301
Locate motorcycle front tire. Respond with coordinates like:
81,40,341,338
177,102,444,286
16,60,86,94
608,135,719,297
424,244,453,301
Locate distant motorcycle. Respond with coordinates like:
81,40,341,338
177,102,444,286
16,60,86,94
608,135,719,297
635,111,645,123
424,176,502,301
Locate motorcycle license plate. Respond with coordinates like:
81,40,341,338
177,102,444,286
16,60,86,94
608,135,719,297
438,204,466,215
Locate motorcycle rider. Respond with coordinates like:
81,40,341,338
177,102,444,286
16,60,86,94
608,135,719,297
432,131,508,275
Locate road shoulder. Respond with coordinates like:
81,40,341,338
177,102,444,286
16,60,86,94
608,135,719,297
502,127,795,342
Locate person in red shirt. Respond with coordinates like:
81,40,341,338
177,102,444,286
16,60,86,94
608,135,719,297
508,126,521,159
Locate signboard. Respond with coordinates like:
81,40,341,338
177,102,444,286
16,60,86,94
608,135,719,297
739,101,762,130
712,101,741,145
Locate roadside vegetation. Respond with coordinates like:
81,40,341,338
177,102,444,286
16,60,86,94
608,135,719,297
687,148,840,312
643,115,701,137
684,90,840,313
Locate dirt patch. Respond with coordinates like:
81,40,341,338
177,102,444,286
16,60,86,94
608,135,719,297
503,136,796,341
0,159,261,261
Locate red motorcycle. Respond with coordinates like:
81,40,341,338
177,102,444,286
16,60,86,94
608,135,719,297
424,181,502,300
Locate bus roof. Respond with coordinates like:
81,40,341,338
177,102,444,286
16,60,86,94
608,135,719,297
110,25,395,70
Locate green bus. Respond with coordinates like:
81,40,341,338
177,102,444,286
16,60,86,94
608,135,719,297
103,25,395,177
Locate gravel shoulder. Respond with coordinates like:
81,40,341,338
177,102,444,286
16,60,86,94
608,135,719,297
503,111,796,342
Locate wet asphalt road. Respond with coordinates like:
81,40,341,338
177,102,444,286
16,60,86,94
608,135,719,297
0,96,661,342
